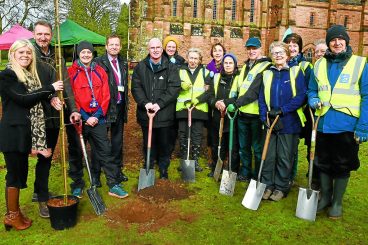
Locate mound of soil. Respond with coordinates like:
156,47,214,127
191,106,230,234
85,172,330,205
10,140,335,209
105,198,196,233
137,179,192,203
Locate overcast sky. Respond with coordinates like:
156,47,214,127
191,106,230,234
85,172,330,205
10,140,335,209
121,0,130,4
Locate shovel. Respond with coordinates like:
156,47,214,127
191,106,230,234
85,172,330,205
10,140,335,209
242,115,280,210
213,110,225,182
180,104,195,182
138,110,156,191
219,110,238,196
295,108,321,221
74,121,106,215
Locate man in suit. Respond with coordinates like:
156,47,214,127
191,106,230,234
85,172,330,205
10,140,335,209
95,34,129,185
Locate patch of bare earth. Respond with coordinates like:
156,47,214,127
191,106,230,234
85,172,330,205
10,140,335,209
105,179,196,233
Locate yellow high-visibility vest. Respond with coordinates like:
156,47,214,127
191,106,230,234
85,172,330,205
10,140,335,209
263,66,306,126
238,61,270,115
213,73,239,99
314,55,365,117
176,68,209,112
299,60,312,74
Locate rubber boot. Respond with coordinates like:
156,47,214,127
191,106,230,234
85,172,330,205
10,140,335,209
328,177,349,219
4,187,31,231
192,145,203,172
177,143,187,172
159,168,168,180
317,172,333,213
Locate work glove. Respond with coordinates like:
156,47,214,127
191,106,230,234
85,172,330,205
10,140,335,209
227,104,237,113
263,118,283,132
181,81,192,90
354,128,368,143
268,109,283,118
192,98,199,106
309,97,322,110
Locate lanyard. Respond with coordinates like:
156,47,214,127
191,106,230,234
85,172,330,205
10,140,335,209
110,59,122,85
84,67,96,100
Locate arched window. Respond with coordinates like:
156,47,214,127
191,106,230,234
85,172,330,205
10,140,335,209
250,0,255,23
213,0,217,20
173,0,178,17
193,0,198,18
310,13,314,27
232,0,236,21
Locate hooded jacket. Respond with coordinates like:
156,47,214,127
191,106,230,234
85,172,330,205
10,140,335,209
131,55,181,128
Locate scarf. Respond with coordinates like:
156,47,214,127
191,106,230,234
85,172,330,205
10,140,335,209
23,69,48,152
324,45,353,63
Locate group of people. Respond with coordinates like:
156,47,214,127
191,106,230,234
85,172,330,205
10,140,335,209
0,22,367,231
0,20,130,231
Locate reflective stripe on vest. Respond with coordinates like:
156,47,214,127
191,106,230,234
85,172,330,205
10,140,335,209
238,61,271,115
263,66,306,126
176,68,209,112
314,55,365,117
213,73,239,99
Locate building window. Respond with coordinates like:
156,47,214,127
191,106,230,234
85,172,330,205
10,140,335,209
344,16,348,28
213,0,217,20
232,0,237,21
193,0,198,18
250,0,255,23
173,0,178,17
310,13,314,26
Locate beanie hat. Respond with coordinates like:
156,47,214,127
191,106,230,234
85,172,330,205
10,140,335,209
77,41,94,55
222,53,238,68
163,36,180,49
283,33,303,53
326,25,350,46
245,37,261,48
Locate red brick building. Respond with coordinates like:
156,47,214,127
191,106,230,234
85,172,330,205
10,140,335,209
129,0,367,63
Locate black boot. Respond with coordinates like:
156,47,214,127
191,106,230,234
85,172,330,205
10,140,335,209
328,177,349,219
159,168,168,180
177,143,187,172
317,172,333,213
192,145,203,172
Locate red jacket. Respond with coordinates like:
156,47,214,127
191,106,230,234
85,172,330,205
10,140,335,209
68,61,110,117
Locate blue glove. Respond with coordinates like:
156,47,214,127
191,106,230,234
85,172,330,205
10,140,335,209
355,129,368,143
309,98,321,110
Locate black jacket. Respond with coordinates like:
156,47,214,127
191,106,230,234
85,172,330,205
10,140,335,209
163,51,186,67
33,43,78,128
176,64,212,120
0,69,56,153
131,55,181,128
95,54,129,124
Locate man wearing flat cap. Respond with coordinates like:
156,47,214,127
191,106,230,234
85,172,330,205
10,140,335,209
227,37,271,182
308,25,368,219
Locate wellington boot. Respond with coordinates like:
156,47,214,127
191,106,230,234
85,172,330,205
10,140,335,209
4,187,31,231
192,145,203,172
317,172,333,213
328,177,349,219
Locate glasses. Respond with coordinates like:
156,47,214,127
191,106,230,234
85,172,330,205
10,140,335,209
271,50,286,57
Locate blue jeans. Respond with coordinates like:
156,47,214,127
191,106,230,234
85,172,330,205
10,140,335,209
237,117,263,179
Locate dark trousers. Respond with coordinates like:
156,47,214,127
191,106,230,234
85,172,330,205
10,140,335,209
70,124,119,188
66,122,84,190
316,132,359,178
178,119,204,159
211,126,240,173
4,152,29,189
237,117,263,179
34,128,59,202
91,104,125,179
261,133,299,194
141,125,173,171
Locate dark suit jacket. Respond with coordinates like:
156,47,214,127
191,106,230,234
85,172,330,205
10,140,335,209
0,69,55,153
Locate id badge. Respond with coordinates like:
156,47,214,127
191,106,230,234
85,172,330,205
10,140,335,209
118,85,124,92
89,98,99,108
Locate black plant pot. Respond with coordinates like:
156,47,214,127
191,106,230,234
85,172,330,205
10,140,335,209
47,195,79,230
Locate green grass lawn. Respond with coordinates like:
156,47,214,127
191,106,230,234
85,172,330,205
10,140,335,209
0,142,367,244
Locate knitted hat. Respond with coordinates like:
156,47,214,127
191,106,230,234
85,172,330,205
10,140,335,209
222,53,238,68
77,41,94,55
163,36,180,49
326,25,350,46
245,37,261,48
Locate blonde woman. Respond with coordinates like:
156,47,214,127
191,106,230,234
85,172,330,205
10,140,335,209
0,39,63,231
